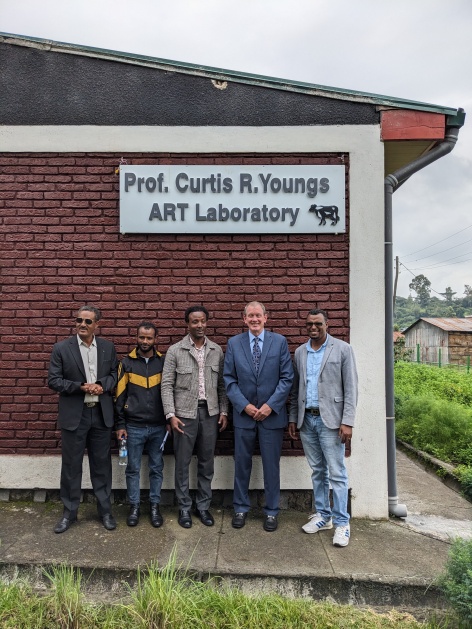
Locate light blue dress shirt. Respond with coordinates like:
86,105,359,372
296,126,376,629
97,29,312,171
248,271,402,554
305,338,327,409
249,330,265,353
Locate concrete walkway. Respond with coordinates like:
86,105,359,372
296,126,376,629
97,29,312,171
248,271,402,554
0,449,470,611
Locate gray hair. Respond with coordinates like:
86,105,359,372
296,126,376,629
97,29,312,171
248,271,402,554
77,305,102,322
243,301,266,316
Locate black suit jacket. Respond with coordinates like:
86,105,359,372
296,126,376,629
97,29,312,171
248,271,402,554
48,336,118,430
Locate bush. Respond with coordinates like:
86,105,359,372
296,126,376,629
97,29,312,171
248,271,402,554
438,538,472,626
395,362,472,407
395,396,472,465
455,466,472,501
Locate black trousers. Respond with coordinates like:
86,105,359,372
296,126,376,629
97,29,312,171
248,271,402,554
60,405,112,517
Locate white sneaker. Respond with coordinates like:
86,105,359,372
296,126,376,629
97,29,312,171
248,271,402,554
333,524,350,547
302,513,333,534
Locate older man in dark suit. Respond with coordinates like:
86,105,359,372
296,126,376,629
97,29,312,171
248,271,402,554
224,301,293,532
48,305,118,533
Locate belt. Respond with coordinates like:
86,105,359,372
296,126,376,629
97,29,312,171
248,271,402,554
305,407,320,416
85,402,98,408
197,400,207,407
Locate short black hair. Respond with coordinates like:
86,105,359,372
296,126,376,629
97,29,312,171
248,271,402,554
185,305,209,323
137,322,157,335
307,308,328,322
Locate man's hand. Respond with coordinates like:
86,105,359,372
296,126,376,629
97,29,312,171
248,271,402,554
288,422,298,440
338,424,352,443
244,403,258,418
254,403,272,421
116,428,127,440
218,414,228,432
81,383,103,395
170,415,185,434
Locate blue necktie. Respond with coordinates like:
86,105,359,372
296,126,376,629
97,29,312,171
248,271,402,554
252,337,261,373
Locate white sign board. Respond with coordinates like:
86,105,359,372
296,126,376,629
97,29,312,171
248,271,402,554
120,165,345,234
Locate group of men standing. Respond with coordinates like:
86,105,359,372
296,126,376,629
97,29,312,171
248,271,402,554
48,301,357,547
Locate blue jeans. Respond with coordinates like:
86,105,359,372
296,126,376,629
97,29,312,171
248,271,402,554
125,424,166,505
299,412,349,526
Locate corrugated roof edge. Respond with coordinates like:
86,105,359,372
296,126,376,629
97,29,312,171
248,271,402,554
0,31,463,121
403,317,472,334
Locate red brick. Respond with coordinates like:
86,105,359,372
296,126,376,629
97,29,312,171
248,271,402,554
0,151,350,454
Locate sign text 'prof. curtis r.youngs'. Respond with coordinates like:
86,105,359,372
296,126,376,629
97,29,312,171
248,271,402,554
119,165,346,234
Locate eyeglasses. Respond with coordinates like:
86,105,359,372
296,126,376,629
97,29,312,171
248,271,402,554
76,317,95,325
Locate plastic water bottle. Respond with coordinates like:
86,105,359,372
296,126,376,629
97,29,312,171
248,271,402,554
119,437,128,466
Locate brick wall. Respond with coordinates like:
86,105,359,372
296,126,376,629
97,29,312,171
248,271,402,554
0,152,350,457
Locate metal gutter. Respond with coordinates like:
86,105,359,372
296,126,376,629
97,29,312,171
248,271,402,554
0,32,462,117
384,110,464,518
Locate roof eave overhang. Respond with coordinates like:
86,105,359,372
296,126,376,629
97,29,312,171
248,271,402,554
0,32,462,118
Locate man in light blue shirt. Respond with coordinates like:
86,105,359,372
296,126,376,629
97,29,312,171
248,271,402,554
289,309,358,547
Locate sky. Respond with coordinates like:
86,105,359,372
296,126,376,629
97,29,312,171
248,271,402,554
1,0,471,299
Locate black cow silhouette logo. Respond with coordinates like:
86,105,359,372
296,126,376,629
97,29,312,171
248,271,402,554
309,204,340,226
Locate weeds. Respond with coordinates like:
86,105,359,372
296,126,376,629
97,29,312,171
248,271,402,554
394,363,472,499
0,558,438,628
125,546,193,627
394,362,472,407
395,396,472,465
438,538,472,627
44,564,84,628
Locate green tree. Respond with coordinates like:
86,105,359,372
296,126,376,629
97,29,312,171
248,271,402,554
463,284,472,308
440,286,457,304
409,274,431,307
393,336,412,362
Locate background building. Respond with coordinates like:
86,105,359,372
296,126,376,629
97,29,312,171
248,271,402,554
403,317,472,366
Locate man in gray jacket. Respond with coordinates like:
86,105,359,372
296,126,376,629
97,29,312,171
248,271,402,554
289,309,358,547
161,306,228,528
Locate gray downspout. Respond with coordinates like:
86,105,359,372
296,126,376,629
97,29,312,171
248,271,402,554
385,118,463,517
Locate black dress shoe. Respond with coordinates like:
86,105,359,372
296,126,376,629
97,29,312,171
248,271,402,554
231,512,247,529
54,515,77,534
263,514,278,532
195,508,214,526
178,509,192,528
150,503,163,528
127,505,140,527
101,513,117,531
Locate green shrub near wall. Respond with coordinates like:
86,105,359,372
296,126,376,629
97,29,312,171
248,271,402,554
439,538,472,627
395,396,472,466
395,362,472,498
394,362,472,406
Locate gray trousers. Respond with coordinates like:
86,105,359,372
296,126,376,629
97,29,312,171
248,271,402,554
173,405,219,510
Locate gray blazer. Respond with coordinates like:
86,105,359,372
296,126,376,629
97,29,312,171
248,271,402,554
289,334,358,430
161,335,228,419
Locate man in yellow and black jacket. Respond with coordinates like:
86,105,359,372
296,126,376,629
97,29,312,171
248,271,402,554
115,322,169,528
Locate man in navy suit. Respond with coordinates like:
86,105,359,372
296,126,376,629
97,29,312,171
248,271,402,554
224,301,293,532
48,305,118,533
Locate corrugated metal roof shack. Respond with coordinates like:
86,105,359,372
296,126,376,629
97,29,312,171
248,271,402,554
0,33,465,518
404,317,472,366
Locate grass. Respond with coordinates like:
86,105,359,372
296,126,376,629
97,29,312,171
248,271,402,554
395,396,472,466
0,551,450,628
394,362,472,407
395,362,472,498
